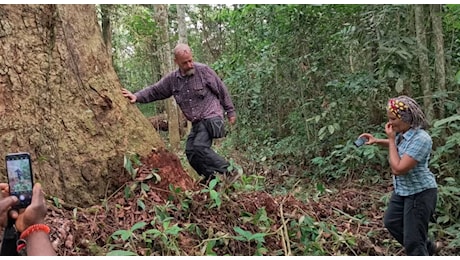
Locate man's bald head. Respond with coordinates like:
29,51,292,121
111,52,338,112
174,44,194,76
173,43,192,58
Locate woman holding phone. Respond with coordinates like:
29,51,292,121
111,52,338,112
359,95,440,256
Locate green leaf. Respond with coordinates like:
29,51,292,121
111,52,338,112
209,178,218,190
112,230,131,241
315,115,321,123
123,155,132,171
106,250,138,256
164,225,182,235
433,115,460,128
316,183,325,193
210,190,221,207
328,124,334,134
162,220,171,230
137,199,145,210
205,240,217,255
112,229,127,237
233,235,246,241
255,247,268,255
333,122,340,130
53,197,61,208
131,221,147,232
130,182,138,192
143,229,162,236
437,215,450,224
455,70,460,84
124,185,131,199
143,173,154,181
233,227,252,240
299,215,305,225
249,232,266,243
318,126,326,140
141,182,150,192
254,208,269,223
443,177,456,183
152,171,162,183
395,78,404,93
123,155,135,177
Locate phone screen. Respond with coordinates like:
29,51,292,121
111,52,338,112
5,153,34,208
354,137,368,147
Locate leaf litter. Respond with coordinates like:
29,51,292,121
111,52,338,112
2,147,452,256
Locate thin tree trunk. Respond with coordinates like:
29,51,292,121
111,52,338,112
368,9,384,125
177,5,188,45
177,4,191,137
406,5,415,95
153,5,180,152
430,4,446,118
414,5,433,122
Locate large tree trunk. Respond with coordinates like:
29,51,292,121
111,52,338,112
414,5,434,122
0,4,164,207
430,4,446,119
153,5,180,152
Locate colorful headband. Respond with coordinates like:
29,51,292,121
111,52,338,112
388,99,408,119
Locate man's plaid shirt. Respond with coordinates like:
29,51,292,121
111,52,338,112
134,62,235,123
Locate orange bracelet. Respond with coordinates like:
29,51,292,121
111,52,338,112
19,224,51,240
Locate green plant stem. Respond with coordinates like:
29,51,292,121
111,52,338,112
332,207,366,224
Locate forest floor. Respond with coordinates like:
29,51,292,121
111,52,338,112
14,148,456,256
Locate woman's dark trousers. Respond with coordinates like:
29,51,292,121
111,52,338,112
383,188,437,256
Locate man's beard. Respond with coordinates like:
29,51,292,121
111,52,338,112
185,68,195,76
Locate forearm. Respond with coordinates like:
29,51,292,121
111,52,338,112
388,140,403,176
135,86,165,103
216,82,235,118
135,77,173,103
207,66,236,118
25,231,56,256
374,138,390,148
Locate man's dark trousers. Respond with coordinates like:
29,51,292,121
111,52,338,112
185,121,229,182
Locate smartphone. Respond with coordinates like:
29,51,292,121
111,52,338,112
5,152,34,208
354,137,368,148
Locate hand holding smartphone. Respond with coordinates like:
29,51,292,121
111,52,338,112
5,153,34,209
354,137,368,148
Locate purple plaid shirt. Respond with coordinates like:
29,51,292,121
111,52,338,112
135,62,236,123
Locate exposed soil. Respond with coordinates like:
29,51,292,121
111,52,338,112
2,148,454,256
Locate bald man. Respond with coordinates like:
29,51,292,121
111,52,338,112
122,44,239,185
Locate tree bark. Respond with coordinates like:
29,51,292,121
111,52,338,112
177,4,191,136
177,5,188,45
153,5,180,152
0,4,164,207
100,4,113,62
430,4,446,118
414,5,433,122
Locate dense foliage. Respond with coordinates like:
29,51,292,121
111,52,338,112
103,4,460,255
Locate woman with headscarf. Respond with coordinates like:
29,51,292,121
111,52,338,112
359,95,440,256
